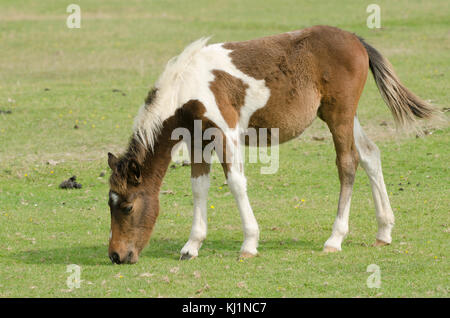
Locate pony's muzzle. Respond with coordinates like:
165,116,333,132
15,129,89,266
109,251,136,264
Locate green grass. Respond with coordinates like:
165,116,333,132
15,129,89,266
0,0,448,297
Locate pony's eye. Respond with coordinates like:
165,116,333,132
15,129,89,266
123,205,132,214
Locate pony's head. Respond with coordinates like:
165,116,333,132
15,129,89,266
106,151,159,264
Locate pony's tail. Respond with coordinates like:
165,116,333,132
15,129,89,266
358,37,440,130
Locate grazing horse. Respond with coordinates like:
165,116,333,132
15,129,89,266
107,25,436,264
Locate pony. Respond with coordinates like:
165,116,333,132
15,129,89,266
107,25,437,264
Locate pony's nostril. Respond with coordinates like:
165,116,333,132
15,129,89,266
126,251,133,263
111,252,121,264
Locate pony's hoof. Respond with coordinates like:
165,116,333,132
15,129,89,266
373,239,390,247
180,253,197,260
323,246,340,253
239,251,257,259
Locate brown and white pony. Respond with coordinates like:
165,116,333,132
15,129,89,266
107,25,436,264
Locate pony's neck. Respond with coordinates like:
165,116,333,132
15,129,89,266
131,117,179,195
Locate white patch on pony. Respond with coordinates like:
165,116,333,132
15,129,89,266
133,38,271,149
110,192,119,206
195,43,271,131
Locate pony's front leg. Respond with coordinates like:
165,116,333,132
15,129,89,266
221,133,259,258
180,162,210,260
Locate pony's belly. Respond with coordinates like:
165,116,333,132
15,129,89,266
246,98,320,144
247,116,315,144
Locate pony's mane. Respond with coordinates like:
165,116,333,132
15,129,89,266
133,37,211,150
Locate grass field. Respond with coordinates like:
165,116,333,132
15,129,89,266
0,0,448,298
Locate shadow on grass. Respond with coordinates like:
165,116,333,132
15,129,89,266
8,237,318,265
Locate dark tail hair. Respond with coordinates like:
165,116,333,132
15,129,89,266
358,36,439,129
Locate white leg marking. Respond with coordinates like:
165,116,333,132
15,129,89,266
324,186,352,251
227,169,259,256
180,174,210,259
224,135,259,256
354,117,395,244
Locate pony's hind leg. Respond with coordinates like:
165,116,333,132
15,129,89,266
180,160,211,260
319,103,359,253
353,117,394,246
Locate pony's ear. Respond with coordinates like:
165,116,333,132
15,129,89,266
108,152,118,170
127,159,142,185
